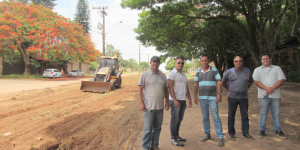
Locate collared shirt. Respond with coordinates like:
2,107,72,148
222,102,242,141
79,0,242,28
138,69,168,110
194,66,221,100
253,65,286,98
166,68,187,101
200,67,210,73
222,67,254,98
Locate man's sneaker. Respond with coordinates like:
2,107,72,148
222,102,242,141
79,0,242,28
218,138,225,146
258,131,266,137
177,136,186,142
243,133,255,140
171,139,184,147
200,133,211,142
229,135,235,141
275,131,287,138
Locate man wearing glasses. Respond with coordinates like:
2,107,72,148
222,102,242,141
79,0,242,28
222,56,254,141
167,57,192,147
194,55,225,146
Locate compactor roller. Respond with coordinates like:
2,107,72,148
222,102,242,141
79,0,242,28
80,52,122,93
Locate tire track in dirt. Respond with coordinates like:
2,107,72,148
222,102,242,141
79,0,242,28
0,75,144,150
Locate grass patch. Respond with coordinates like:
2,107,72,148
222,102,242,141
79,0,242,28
0,74,45,79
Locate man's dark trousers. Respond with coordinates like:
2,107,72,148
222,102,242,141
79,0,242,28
228,98,249,135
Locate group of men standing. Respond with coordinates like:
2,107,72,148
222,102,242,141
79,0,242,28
138,54,287,150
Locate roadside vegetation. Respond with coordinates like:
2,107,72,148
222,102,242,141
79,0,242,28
0,74,45,79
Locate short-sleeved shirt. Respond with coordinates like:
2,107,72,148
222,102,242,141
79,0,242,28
253,65,286,98
138,69,168,110
194,66,221,100
167,68,187,101
222,67,254,98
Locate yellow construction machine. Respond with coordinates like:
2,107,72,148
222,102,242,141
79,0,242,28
80,52,122,93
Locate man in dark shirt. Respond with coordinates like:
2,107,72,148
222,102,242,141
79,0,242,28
222,56,254,141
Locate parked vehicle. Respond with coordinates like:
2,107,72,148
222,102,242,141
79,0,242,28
68,70,84,77
43,69,63,79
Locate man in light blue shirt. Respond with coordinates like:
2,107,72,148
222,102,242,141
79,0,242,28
253,53,287,138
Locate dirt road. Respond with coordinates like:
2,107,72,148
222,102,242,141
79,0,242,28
0,77,91,95
0,74,299,150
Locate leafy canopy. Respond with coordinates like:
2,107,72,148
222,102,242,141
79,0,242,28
122,0,297,66
0,1,101,65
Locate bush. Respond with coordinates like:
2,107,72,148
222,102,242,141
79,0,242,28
286,71,300,82
89,61,98,71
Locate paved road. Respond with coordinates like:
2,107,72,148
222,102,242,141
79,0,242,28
0,78,90,95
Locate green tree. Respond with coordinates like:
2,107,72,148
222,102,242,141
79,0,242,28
165,58,175,71
128,58,138,69
181,62,189,73
119,59,128,68
16,0,57,9
127,2,249,74
121,0,297,66
140,62,149,70
74,0,91,34
89,61,98,71
191,58,201,69
165,58,191,73
192,19,250,75
105,44,122,59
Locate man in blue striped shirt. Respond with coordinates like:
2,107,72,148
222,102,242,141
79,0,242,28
194,55,224,146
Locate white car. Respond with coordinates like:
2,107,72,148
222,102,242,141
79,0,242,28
68,70,84,77
43,69,63,78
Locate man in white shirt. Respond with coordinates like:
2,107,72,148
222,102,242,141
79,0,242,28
167,57,192,147
253,53,287,138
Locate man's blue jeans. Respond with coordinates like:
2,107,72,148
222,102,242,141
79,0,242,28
170,100,187,139
142,109,163,149
259,95,281,132
199,99,224,138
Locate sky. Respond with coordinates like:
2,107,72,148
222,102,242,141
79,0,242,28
53,0,167,71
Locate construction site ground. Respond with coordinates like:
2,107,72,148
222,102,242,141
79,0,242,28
0,74,299,150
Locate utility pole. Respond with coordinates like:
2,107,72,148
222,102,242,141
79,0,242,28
147,54,150,69
139,44,141,75
93,6,108,56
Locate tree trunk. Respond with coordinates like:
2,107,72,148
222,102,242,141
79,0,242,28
63,60,69,74
17,41,31,74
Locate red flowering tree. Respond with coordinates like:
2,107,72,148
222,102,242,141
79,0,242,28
0,0,101,74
